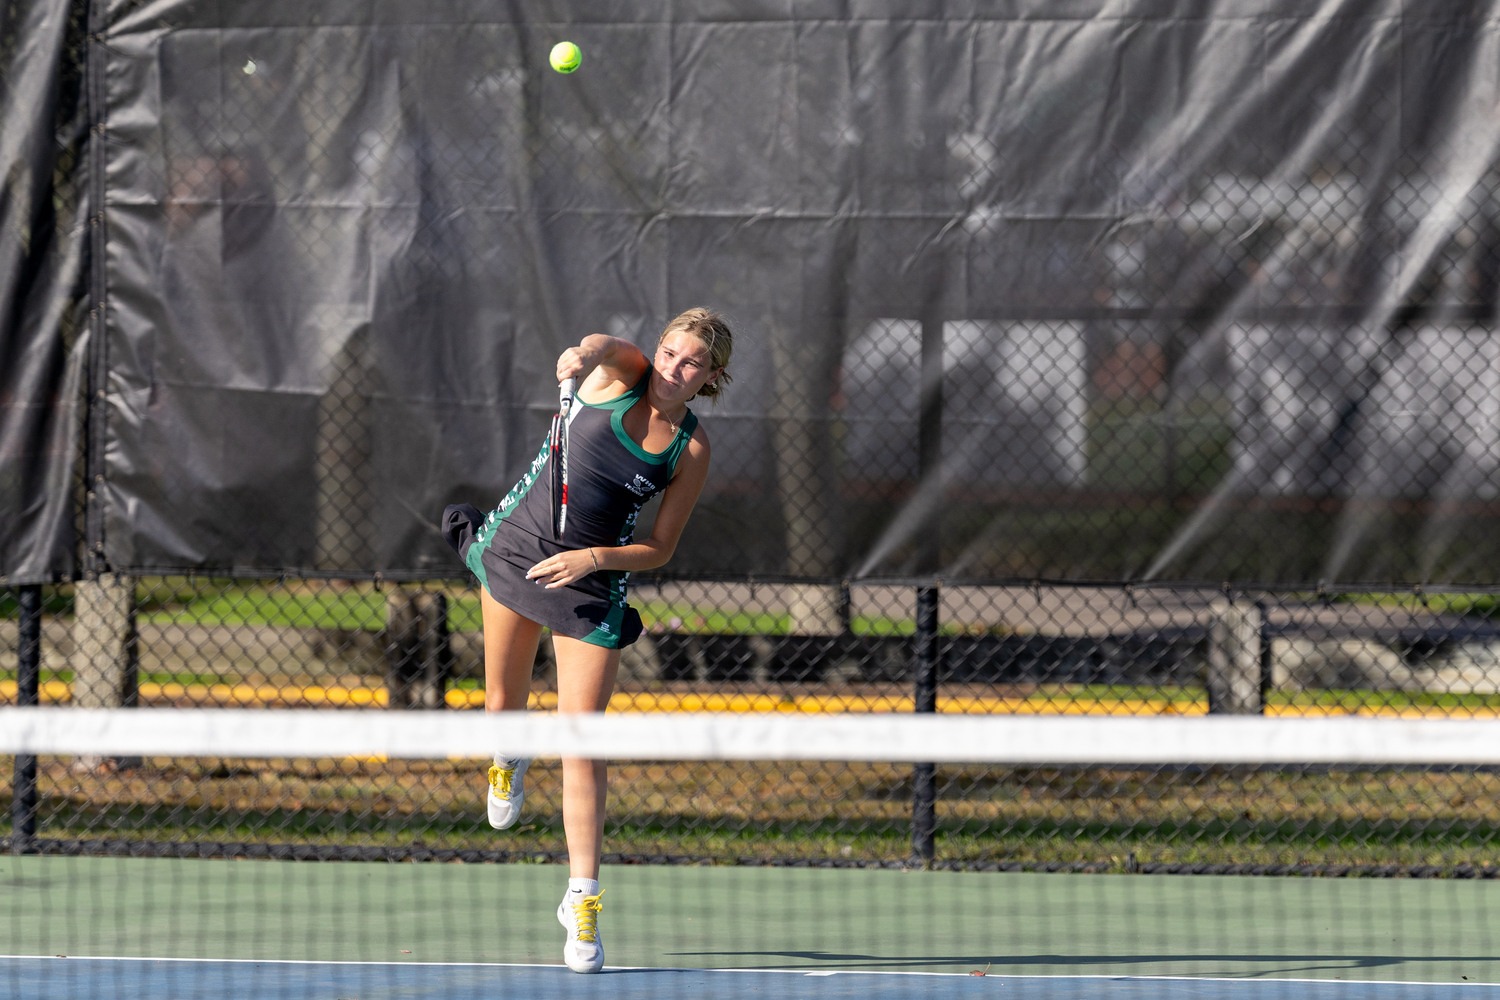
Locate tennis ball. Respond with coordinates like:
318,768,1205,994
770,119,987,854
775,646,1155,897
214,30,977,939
549,41,581,74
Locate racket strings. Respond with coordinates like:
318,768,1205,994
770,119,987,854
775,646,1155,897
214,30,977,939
558,426,570,537
552,389,572,540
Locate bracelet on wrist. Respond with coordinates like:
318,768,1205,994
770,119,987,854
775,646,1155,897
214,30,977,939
588,547,599,571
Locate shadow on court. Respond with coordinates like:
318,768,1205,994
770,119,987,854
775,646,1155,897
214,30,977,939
672,953,1464,971
672,949,1494,980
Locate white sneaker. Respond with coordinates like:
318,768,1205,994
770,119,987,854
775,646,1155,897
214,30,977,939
485,755,529,830
557,888,605,973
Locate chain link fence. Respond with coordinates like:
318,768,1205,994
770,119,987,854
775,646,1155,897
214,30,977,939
7,578,1500,872
7,5,1500,874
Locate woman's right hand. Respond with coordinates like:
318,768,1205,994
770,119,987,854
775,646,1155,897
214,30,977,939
556,344,595,383
557,334,648,394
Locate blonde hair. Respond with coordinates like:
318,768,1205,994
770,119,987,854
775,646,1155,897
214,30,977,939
657,307,733,402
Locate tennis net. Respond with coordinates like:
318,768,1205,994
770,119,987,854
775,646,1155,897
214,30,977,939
5,709,1500,994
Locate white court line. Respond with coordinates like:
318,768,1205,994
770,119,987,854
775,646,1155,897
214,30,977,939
0,954,966,975
1,955,1495,986
6,708,1500,764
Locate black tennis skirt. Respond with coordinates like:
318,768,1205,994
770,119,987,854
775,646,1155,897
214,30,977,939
442,503,644,649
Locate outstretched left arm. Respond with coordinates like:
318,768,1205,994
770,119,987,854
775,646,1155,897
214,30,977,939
526,431,712,589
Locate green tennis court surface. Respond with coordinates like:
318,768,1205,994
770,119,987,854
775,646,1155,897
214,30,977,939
5,856,1497,997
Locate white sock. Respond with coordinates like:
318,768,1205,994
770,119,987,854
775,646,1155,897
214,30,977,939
568,877,600,897
494,753,519,767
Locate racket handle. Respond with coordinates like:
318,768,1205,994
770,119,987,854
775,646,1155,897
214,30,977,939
559,377,576,411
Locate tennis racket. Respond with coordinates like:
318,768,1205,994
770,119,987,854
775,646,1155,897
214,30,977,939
551,377,576,539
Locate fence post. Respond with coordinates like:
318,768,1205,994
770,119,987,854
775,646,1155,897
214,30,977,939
1206,597,1263,714
71,574,137,710
11,586,41,854
911,584,940,865
70,575,138,772
908,282,945,866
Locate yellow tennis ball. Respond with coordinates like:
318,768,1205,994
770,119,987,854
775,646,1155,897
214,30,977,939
549,41,581,73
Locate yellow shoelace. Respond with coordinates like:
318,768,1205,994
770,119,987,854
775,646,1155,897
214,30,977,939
487,763,517,800
569,890,605,943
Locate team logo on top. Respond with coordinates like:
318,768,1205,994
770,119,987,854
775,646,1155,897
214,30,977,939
624,473,655,497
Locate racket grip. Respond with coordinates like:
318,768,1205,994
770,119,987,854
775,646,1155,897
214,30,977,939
559,377,576,411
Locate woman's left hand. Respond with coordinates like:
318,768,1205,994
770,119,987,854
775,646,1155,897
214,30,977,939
525,548,597,589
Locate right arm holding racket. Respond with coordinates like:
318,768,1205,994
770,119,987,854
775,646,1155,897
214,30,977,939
555,334,648,402
526,333,718,589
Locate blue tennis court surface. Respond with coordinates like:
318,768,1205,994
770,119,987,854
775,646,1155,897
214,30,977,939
7,857,1499,996
5,957,1498,999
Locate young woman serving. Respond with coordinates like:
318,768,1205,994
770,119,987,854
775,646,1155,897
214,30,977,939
443,308,732,974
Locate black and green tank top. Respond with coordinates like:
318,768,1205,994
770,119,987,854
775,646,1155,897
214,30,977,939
480,368,698,549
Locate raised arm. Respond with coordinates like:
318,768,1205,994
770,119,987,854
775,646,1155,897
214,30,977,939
556,335,649,403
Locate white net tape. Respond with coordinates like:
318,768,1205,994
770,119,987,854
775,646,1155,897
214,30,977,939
4,708,1500,764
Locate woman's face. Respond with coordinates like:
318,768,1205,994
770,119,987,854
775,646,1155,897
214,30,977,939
652,329,720,404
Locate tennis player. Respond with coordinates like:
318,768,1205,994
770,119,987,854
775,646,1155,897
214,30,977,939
442,308,732,973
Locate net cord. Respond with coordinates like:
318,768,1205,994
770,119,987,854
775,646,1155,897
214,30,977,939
3,708,1499,764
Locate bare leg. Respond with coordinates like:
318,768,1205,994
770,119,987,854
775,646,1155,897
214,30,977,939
552,634,620,880
480,586,542,713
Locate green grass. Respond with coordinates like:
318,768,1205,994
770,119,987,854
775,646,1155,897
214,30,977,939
0,591,72,618
635,601,789,635
635,601,919,636
0,579,483,632
7,581,927,636
1,669,233,686
135,583,486,632
1031,684,1204,704
1265,688,1500,711
10,760,1500,870
12,573,1500,638
1339,591,1500,619
7,807,1494,871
